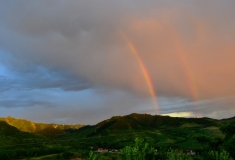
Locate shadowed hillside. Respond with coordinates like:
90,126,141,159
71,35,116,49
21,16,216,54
0,121,44,147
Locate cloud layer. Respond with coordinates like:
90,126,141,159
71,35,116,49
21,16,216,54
0,0,235,124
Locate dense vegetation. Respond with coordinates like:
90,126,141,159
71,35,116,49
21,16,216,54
0,113,235,159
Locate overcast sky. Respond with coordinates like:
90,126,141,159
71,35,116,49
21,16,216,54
0,0,235,124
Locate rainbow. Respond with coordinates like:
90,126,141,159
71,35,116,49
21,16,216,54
169,30,201,117
120,32,160,114
175,45,199,102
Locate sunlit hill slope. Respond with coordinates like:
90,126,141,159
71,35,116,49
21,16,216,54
0,116,83,133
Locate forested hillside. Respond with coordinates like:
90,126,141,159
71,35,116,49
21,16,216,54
1,114,235,159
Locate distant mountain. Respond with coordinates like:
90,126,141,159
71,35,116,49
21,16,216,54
0,116,83,133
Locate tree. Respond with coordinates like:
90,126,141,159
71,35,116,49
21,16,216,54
220,123,235,140
220,123,235,158
118,138,157,160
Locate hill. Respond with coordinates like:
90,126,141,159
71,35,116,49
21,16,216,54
0,121,65,159
0,116,84,133
91,113,218,134
0,121,44,147
58,113,228,150
1,113,235,159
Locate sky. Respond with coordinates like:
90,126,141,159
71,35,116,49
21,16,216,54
0,0,235,124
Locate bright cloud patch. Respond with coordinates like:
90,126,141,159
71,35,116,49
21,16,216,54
162,112,194,118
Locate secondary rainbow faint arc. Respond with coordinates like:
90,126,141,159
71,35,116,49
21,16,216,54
174,43,201,117
175,45,199,102
168,28,201,117
120,31,160,114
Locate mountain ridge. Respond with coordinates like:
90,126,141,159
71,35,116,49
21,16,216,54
87,113,220,136
0,116,84,133
1,113,234,137
57,113,233,151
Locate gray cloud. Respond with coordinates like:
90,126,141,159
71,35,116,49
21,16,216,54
0,87,56,109
0,98,54,108
1,0,234,99
0,0,235,123
0,76,18,91
0,89,149,124
18,65,90,91
0,55,90,92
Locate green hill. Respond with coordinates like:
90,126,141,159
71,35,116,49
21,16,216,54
0,121,65,159
0,121,44,147
36,127,66,137
1,114,235,159
59,114,222,137
0,116,84,133
57,113,225,150
220,116,235,123
88,113,218,136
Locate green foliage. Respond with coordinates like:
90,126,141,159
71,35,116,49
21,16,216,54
58,113,224,153
0,121,45,148
222,135,235,158
220,123,235,139
84,151,105,160
61,150,74,159
90,113,218,136
0,121,20,135
2,114,235,159
205,150,233,160
167,149,193,160
118,138,157,160
0,147,63,160
194,134,222,150
36,127,66,137
219,123,235,158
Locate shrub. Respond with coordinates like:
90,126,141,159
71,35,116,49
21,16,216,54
205,150,233,160
167,149,193,160
84,151,105,160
